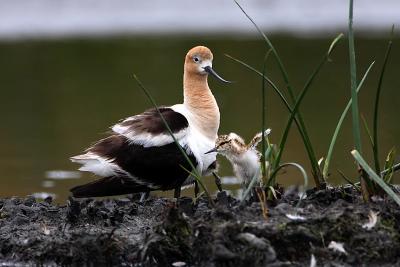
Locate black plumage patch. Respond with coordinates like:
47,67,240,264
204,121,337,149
71,134,198,197
208,160,217,171
118,107,188,135
70,176,149,198
207,160,217,170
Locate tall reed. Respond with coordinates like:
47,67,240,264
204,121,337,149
348,0,362,154
322,62,375,179
372,26,395,174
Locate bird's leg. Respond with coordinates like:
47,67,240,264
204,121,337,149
194,181,199,198
174,186,181,199
212,172,223,192
139,191,150,203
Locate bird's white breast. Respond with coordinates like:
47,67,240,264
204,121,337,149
171,104,217,175
232,150,260,184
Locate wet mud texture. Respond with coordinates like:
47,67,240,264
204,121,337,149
1,186,400,266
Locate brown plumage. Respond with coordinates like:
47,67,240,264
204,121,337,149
183,46,221,139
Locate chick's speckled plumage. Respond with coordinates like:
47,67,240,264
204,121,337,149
214,130,271,187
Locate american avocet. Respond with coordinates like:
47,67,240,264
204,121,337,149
206,129,271,188
70,46,230,198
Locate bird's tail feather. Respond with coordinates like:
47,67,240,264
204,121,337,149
70,176,148,198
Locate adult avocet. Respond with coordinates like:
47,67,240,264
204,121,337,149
70,46,230,198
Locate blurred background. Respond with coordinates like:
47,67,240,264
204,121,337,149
0,0,399,202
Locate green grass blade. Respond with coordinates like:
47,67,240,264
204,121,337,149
234,0,346,186
270,34,343,186
373,25,394,174
241,161,263,203
260,50,272,179
179,164,214,199
381,162,400,176
242,142,273,203
134,75,198,175
233,0,292,98
225,54,311,154
337,169,355,185
268,162,308,206
241,169,260,202
328,34,346,56
382,147,396,183
348,0,362,153
352,150,400,206
322,61,375,179
268,186,278,199
225,54,288,106
225,54,320,184
233,0,330,185
361,114,374,148
133,75,215,206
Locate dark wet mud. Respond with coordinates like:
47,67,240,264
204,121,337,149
1,186,400,266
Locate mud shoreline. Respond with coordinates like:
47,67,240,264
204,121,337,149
1,186,399,266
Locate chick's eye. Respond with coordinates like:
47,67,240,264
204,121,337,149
218,141,229,147
193,57,200,63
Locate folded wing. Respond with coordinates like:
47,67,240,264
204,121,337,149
112,107,189,147
70,107,197,197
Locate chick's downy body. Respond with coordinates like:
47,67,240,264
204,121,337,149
210,130,270,187
230,149,261,186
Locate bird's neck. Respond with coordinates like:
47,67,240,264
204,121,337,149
183,73,220,140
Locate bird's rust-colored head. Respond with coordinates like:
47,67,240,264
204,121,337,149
184,46,230,83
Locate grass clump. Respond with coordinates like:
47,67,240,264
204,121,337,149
232,0,400,205
234,0,327,189
346,1,399,203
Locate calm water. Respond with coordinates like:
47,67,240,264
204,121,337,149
0,36,399,202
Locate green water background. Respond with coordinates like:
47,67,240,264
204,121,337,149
0,36,399,201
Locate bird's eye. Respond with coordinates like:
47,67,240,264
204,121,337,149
193,56,200,63
217,141,229,147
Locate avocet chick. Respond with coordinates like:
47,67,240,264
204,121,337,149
206,129,271,188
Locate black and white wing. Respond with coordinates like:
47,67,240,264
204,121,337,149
111,107,189,147
70,107,197,198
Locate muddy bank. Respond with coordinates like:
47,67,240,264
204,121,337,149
1,186,400,266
